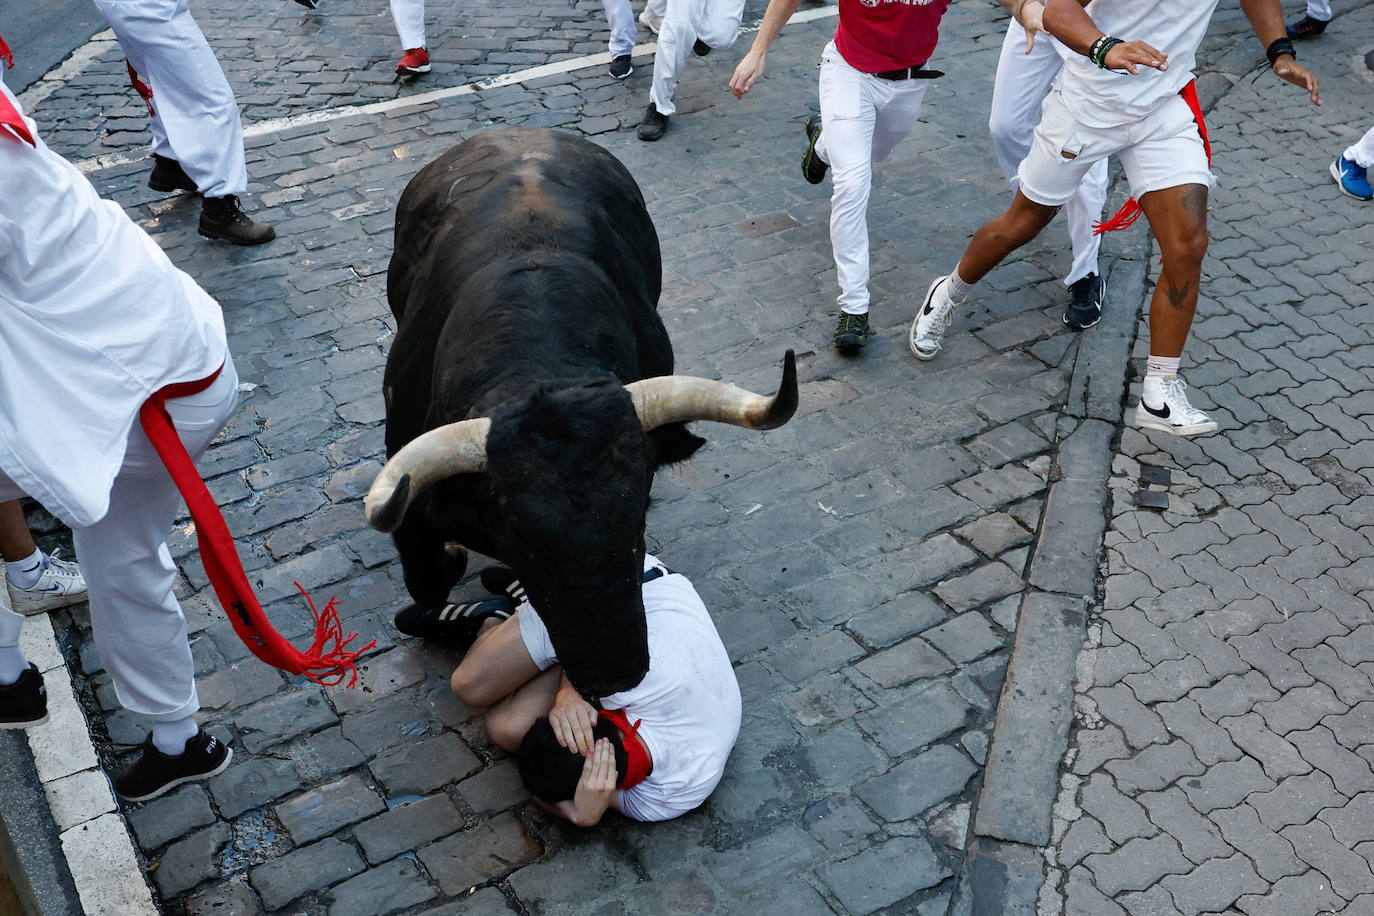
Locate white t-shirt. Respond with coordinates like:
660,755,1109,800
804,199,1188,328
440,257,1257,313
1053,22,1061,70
517,554,742,822
1057,0,1221,129
0,78,227,527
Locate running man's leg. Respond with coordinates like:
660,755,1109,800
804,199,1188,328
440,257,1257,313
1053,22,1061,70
605,0,636,57
390,0,426,49
1307,0,1332,20
485,666,562,751
648,0,701,116
693,0,744,51
1136,184,1208,359
816,44,882,316
1345,123,1374,168
450,610,543,709
869,79,928,164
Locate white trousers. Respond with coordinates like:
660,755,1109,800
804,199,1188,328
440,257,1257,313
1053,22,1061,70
990,21,1107,286
815,42,929,315
605,0,667,56
1308,0,1332,19
0,363,239,723
1345,124,1374,168
91,0,248,197
390,0,426,50
648,0,744,116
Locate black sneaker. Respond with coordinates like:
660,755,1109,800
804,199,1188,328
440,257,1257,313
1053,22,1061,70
0,665,47,729
479,566,527,604
293,0,319,7
638,105,669,142
802,116,828,185
199,195,276,245
832,312,870,352
692,39,711,57
609,55,633,79
394,595,514,644
1064,272,1105,330
148,154,198,194
1286,15,1328,39
114,728,232,802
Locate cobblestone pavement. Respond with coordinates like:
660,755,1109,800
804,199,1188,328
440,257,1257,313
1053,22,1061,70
12,0,1362,913
1045,7,1374,916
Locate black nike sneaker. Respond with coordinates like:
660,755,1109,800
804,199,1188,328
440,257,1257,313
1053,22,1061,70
1064,272,1105,330
114,728,232,802
0,664,47,729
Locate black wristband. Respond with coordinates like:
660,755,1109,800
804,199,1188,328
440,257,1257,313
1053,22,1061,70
1266,37,1296,68
1091,36,1123,69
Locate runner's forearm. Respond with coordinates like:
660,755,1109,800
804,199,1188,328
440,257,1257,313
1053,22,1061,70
1043,0,1103,55
747,0,806,55
1237,0,1288,48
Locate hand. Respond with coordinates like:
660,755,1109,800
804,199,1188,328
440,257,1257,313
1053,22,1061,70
549,683,598,755
730,49,767,99
1103,40,1169,75
1273,56,1320,106
1016,0,1045,52
569,738,619,826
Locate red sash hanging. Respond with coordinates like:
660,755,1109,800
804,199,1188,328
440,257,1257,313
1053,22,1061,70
140,369,375,686
0,35,36,148
1093,79,1212,235
600,708,652,789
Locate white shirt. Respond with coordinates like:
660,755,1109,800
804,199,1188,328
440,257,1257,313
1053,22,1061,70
0,77,228,528
518,554,743,822
1057,0,1221,128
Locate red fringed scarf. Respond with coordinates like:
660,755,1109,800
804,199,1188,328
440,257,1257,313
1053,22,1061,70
600,708,652,789
125,60,156,118
141,369,375,686
1093,79,1212,235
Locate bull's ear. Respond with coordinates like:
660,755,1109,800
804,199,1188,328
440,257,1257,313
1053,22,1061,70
651,424,706,466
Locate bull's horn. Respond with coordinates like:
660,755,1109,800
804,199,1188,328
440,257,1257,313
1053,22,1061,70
626,350,798,432
364,417,492,532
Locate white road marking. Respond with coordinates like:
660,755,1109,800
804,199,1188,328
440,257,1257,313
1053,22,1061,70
70,5,839,174
17,29,118,110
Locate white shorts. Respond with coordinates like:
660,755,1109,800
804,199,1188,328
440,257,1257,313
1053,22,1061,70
518,604,558,672
1018,89,1214,208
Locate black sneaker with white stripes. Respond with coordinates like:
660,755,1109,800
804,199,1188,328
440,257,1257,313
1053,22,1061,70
393,595,515,644
0,664,47,729
114,728,232,802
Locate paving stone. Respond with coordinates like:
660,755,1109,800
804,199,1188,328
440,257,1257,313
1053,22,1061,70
1065,866,1129,915
1060,815,1112,869
127,785,216,851
251,838,366,911
1191,670,1281,722
276,774,386,845
1316,791,1374,848
1181,757,1276,814
857,681,974,757
955,513,1034,558
922,612,1003,664
1289,726,1374,797
801,723,889,789
328,857,437,916
1157,697,1243,766
1083,833,1192,896
1159,852,1266,913
236,688,337,753
1091,685,1170,750
1321,701,1374,746
185,878,262,916
1220,713,1314,781
1249,772,1346,831
853,636,952,689
766,630,866,684
1072,725,1131,775
153,822,233,898
932,563,1023,614
1106,741,1206,795
1280,818,1374,900
210,754,301,820
783,672,874,729
354,794,464,864
1235,871,1346,916
706,824,825,895
198,662,284,711
1118,885,1182,916
855,743,977,822
325,647,426,714
817,836,951,915
508,836,641,905
1079,773,1156,845
845,591,947,649
1208,803,1306,883
803,793,883,853
289,726,368,783
1124,657,1214,705
1138,786,1233,864
417,813,540,895
368,731,482,796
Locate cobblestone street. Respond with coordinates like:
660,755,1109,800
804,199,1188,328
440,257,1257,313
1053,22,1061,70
5,0,1373,913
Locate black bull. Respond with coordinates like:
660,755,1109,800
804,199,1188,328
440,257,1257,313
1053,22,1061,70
365,128,797,697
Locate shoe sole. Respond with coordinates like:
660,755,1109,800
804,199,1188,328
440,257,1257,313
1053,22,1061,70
8,593,88,616
832,335,866,353
610,66,633,79
638,123,668,142
1063,276,1107,330
909,276,947,361
199,226,277,246
0,713,50,730
1133,408,1218,438
398,64,431,74
801,117,827,185
148,180,199,194
117,746,234,803
1331,161,1374,201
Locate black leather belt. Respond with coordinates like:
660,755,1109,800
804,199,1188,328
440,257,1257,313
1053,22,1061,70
873,65,944,81
641,565,674,584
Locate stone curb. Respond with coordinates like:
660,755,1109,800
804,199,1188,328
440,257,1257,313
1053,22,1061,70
0,732,83,915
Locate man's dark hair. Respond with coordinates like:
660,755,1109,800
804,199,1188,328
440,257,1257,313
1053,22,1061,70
516,717,628,802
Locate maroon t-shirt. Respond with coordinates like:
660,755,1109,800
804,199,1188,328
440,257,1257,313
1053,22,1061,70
833,0,952,73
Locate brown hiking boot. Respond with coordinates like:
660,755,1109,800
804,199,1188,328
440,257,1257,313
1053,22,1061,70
148,154,198,194
199,195,275,245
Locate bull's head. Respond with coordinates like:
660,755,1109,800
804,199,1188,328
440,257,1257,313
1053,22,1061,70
365,351,797,696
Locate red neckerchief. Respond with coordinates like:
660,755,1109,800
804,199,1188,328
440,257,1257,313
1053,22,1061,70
600,708,651,789
140,368,375,685
0,35,36,148
1094,79,1211,235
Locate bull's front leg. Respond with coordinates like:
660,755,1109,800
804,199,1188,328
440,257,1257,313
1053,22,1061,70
392,513,468,607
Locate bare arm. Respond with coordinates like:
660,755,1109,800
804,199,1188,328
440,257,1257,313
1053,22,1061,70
1044,0,1168,75
541,740,622,827
1238,0,1321,104
729,0,805,98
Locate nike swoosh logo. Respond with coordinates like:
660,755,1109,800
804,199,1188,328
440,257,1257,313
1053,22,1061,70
1144,402,1171,419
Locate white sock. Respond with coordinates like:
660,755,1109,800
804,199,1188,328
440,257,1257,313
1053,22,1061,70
1146,355,1181,380
7,548,44,589
152,716,199,756
0,645,29,685
947,268,975,302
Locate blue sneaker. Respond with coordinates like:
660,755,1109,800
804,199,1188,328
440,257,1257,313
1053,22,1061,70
1332,156,1373,201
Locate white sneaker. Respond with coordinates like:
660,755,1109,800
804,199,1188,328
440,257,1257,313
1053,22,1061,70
1134,375,1218,437
7,550,88,615
638,7,662,33
910,274,963,361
